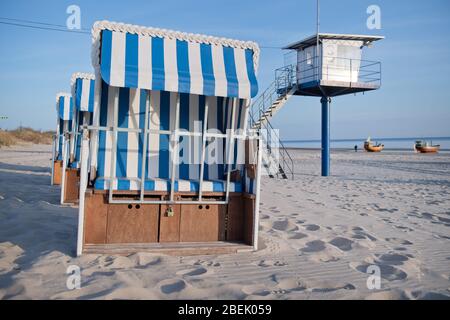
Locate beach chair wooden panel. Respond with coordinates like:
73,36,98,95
77,21,262,256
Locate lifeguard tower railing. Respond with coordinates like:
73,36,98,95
296,56,381,88
248,65,295,179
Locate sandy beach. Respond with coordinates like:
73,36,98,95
0,144,449,300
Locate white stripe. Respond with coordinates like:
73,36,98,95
207,96,218,180
202,181,213,192
211,44,227,97
64,97,71,120
234,48,251,99
188,42,203,95
178,180,190,192
154,179,167,191
129,180,140,190
138,35,152,89
148,90,160,178
164,38,178,92
80,79,90,111
104,87,117,180
189,94,200,180
126,89,140,178
110,32,126,87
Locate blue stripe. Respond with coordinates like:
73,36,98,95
97,80,109,177
100,30,113,85
59,97,64,119
137,89,147,179
69,97,73,120
125,33,139,88
233,99,243,170
200,44,215,96
116,88,129,178
179,93,190,179
177,40,190,93
159,91,170,179
74,112,82,163
152,37,165,91
245,49,258,98
223,47,239,97
88,79,95,112
75,79,83,110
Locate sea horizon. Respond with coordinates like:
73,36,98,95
282,136,450,150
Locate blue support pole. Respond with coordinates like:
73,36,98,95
321,96,330,176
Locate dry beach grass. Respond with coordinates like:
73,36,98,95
0,144,449,299
0,128,54,147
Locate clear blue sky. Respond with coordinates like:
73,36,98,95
0,0,449,140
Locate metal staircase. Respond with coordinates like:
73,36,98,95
249,65,297,179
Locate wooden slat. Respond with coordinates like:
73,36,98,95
83,241,253,256
53,160,63,185
64,168,80,203
159,204,181,242
106,203,159,243
180,204,226,242
226,195,244,241
84,192,108,244
243,197,255,246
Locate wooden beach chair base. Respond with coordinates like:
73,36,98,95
52,160,63,185
81,189,256,255
63,168,80,203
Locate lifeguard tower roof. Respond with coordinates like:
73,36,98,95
283,33,384,50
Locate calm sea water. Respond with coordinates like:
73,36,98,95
282,136,450,150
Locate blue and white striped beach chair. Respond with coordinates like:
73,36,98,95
77,21,262,255
51,93,73,185
60,73,96,204
69,73,95,169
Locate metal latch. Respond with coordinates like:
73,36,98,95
166,207,174,217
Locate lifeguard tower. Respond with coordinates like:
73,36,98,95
250,33,383,177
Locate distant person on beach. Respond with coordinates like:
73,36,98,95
354,145,358,152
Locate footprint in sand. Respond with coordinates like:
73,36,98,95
329,237,354,251
288,232,308,240
375,253,410,266
311,283,355,293
176,267,208,277
272,275,307,292
159,279,187,294
304,224,320,231
301,240,326,253
351,262,407,281
385,237,413,246
193,260,221,267
351,227,377,241
256,260,288,267
272,219,298,232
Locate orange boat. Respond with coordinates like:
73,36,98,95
414,141,440,153
364,137,384,152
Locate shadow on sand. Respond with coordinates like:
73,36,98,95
0,162,78,295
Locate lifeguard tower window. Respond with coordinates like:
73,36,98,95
282,33,384,97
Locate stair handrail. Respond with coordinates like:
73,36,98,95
248,64,297,179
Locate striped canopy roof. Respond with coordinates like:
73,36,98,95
71,73,95,112
56,93,73,121
91,21,259,99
